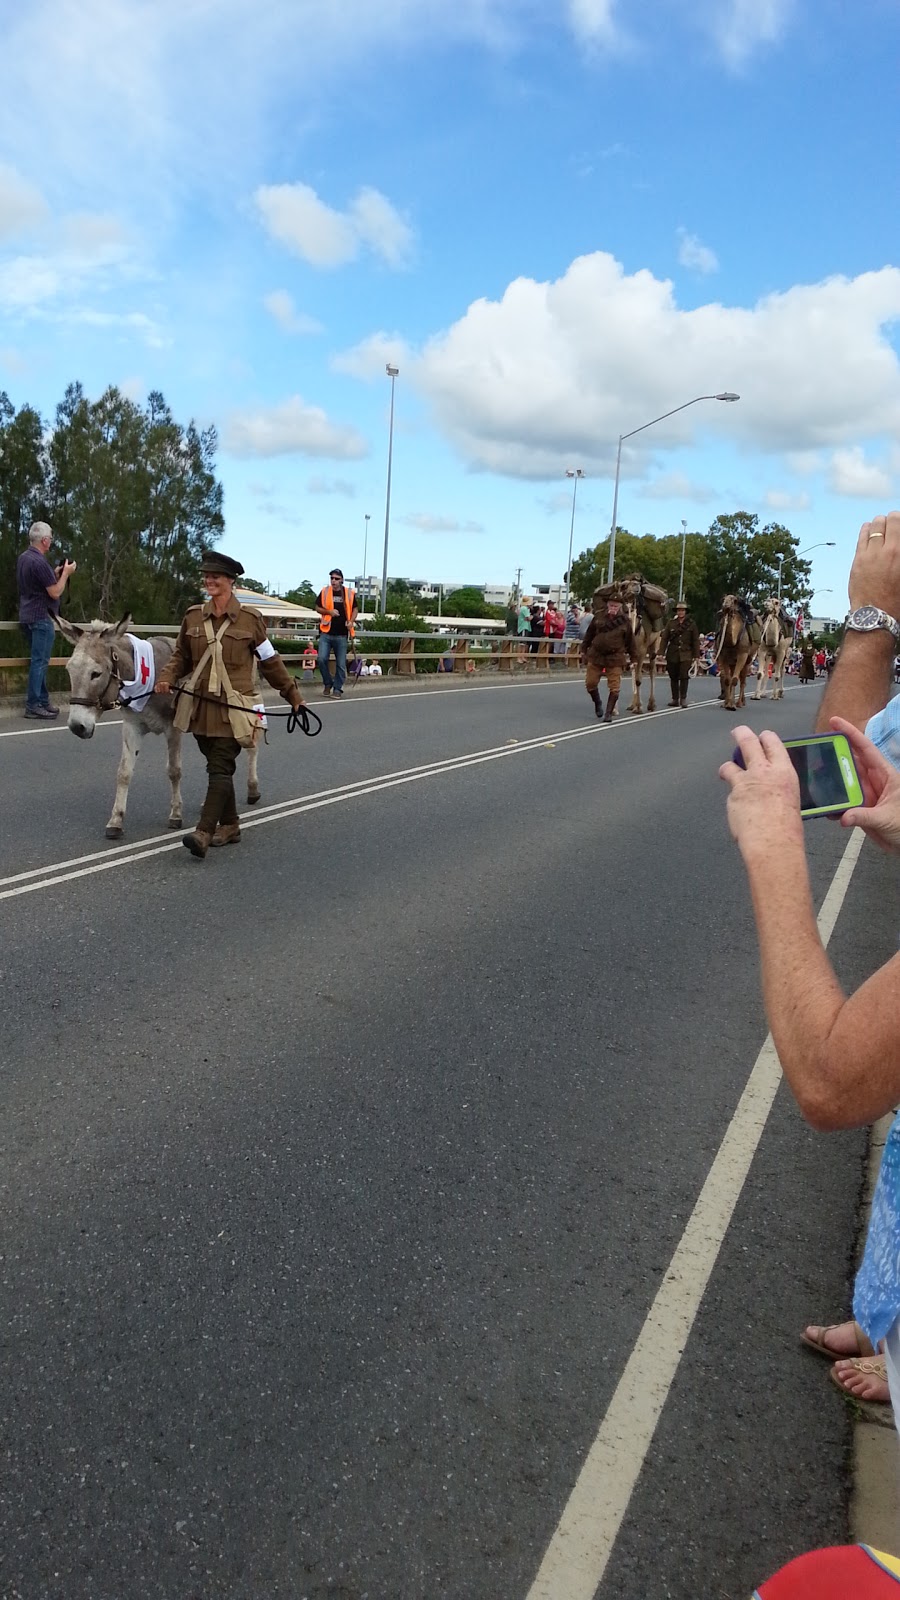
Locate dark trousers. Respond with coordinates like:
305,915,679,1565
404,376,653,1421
194,734,241,832
22,617,55,709
667,663,690,703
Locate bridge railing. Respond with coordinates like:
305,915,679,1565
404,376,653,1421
0,621,586,676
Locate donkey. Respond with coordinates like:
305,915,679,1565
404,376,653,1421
752,596,792,701
618,574,669,714
715,595,758,712
57,614,261,839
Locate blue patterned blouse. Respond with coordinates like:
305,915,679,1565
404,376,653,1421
852,697,900,1345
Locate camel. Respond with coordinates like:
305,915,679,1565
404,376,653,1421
590,574,669,713
715,595,758,711
752,596,792,700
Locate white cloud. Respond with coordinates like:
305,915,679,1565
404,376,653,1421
308,475,357,496
828,447,893,499
255,181,413,270
763,488,812,511
262,289,324,335
677,227,718,275
224,396,369,460
331,332,410,379
638,471,717,503
712,0,793,68
567,0,622,49
60,212,129,261
0,163,47,239
353,253,900,481
401,512,485,532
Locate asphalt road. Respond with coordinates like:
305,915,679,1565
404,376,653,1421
0,673,891,1599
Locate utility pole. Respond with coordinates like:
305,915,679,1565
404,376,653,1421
514,566,523,606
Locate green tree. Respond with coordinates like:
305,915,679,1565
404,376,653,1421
703,512,812,618
442,585,505,619
240,577,267,594
0,393,47,617
284,580,318,608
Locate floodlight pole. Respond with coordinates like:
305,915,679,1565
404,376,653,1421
380,365,399,614
564,469,584,612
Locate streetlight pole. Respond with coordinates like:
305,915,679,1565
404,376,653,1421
564,469,584,613
361,512,370,614
777,540,834,604
606,392,740,584
678,518,688,603
380,364,399,614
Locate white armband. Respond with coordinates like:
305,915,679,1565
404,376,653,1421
255,638,277,661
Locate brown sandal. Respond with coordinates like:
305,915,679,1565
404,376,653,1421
829,1355,890,1404
800,1320,874,1360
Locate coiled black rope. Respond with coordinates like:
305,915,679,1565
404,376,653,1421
169,681,322,737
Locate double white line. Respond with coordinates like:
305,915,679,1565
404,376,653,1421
0,709,683,903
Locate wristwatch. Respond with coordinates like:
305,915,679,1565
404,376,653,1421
845,605,900,642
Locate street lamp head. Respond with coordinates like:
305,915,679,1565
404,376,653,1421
566,468,584,479
386,363,399,377
715,392,740,402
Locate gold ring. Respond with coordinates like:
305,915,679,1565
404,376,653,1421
869,531,885,539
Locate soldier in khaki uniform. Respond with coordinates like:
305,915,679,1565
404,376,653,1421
156,551,304,858
580,596,636,721
659,600,701,708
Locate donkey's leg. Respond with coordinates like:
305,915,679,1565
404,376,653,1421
106,716,142,838
165,725,183,829
246,744,261,805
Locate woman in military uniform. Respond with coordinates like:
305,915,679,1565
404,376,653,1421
156,552,305,858
659,599,701,707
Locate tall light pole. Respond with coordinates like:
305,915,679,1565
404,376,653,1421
564,469,584,613
606,392,740,583
777,541,834,603
678,518,688,603
361,512,370,614
380,364,399,614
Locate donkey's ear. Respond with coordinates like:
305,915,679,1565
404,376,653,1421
111,612,133,637
55,616,84,645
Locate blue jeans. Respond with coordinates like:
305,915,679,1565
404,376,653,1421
22,617,56,709
317,633,348,693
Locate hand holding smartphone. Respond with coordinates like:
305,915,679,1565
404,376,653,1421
732,733,864,819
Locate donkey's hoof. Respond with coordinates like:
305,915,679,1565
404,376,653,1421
105,825,124,840
167,817,183,830
247,788,261,806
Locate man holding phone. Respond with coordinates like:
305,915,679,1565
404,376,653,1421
16,521,76,719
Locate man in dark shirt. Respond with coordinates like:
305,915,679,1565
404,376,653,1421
16,521,76,718
580,597,636,721
315,568,358,698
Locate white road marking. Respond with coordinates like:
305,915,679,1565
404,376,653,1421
0,704,687,902
525,826,866,1600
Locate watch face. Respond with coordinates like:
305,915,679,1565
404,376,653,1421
851,606,880,629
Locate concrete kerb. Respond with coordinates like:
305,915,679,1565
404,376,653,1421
851,1112,900,1549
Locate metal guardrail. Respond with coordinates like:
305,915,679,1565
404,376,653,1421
0,621,586,676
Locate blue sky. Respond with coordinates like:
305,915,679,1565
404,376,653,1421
1,0,898,609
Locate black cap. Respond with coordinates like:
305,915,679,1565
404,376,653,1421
329,567,344,580
201,551,245,578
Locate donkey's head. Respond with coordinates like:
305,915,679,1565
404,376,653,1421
57,614,133,739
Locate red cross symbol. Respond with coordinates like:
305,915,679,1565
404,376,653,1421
140,658,150,684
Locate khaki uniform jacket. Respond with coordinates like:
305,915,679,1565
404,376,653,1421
659,614,701,665
582,615,636,668
157,596,297,736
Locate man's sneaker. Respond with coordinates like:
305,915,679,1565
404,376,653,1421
322,687,331,697
25,705,58,719
42,702,60,715
333,689,343,698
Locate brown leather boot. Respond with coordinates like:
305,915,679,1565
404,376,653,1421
590,689,603,718
209,822,242,848
603,691,619,722
182,828,212,858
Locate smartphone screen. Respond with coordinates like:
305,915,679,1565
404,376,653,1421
732,734,864,818
787,740,851,812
